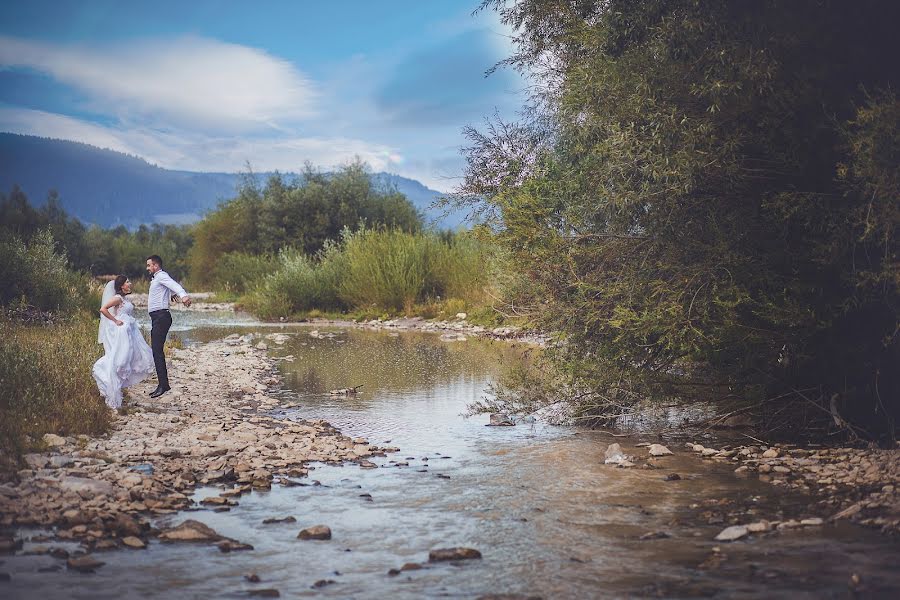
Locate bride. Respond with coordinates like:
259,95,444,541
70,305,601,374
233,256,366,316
93,275,155,409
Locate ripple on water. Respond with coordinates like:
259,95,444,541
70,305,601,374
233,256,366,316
5,324,900,598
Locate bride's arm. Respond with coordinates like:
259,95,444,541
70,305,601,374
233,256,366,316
100,296,124,326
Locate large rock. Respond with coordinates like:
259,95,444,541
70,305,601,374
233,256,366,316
714,525,749,542
122,536,146,549
648,444,673,457
297,525,331,540
428,547,482,562
59,477,114,498
110,513,143,537
604,443,631,465
159,519,223,543
42,433,67,448
488,414,515,427
23,454,48,469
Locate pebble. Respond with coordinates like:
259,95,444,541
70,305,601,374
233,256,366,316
714,525,749,542
428,547,482,562
297,525,332,540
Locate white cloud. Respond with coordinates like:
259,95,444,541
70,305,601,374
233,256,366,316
0,106,405,175
0,35,317,131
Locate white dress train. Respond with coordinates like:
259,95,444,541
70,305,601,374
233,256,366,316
92,295,155,409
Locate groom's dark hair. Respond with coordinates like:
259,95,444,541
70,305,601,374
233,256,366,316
147,255,163,269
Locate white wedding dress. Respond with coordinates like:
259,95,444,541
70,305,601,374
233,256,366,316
92,292,155,409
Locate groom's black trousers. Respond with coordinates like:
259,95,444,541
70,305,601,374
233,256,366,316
149,309,173,389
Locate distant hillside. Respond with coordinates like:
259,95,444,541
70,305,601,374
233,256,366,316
0,133,465,229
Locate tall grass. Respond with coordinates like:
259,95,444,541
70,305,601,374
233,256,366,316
209,251,279,294
340,228,433,311
242,228,495,319
0,316,110,462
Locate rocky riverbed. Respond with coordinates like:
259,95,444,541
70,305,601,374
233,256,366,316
684,441,900,535
0,334,391,563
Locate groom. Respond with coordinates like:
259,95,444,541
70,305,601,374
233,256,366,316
146,255,191,398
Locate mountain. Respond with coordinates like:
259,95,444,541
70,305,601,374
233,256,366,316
0,133,465,229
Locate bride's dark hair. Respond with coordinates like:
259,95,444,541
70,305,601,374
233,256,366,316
114,275,130,296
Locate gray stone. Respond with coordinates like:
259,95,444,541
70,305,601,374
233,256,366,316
23,454,48,469
49,455,75,469
42,433,66,448
604,443,627,465
714,525,749,541
59,477,114,498
648,444,673,457
488,414,515,426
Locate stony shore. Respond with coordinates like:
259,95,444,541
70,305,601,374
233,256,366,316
685,441,900,536
0,333,392,557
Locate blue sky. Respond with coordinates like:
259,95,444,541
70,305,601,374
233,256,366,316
0,1,525,191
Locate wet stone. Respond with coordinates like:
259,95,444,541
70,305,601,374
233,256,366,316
297,525,332,540
714,525,749,542
648,444,673,457
66,555,105,572
262,516,296,524
428,547,482,562
217,539,254,553
159,519,223,543
122,536,146,549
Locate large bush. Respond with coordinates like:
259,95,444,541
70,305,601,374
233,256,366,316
0,229,94,314
463,0,900,436
243,229,494,318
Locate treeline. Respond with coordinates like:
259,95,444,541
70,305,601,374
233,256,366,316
463,0,899,438
192,161,493,318
1,159,495,321
1,184,192,280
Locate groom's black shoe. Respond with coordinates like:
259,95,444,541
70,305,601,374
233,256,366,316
149,386,170,398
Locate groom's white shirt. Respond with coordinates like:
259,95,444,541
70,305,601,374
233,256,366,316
148,270,188,312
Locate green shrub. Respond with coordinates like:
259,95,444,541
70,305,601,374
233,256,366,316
0,229,96,314
240,228,496,319
339,228,435,312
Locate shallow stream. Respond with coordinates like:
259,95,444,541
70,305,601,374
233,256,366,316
5,313,899,598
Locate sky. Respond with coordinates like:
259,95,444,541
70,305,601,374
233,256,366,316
0,1,526,192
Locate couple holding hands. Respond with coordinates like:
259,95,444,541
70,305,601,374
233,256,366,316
93,255,191,409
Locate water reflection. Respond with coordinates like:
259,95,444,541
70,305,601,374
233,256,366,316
4,319,899,599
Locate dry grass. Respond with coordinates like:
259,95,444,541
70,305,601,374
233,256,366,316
0,316,111,468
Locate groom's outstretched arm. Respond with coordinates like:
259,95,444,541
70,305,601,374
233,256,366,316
157,272,192,306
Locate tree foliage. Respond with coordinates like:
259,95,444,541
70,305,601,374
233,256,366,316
465,0,900,436
189,160,422,285
0,186,193,279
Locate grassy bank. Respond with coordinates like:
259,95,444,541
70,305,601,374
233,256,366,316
239,228,503,322
0,316,110,465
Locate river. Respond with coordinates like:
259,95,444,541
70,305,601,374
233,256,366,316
4,312,899,598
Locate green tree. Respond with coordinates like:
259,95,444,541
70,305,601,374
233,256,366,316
463,0,900,437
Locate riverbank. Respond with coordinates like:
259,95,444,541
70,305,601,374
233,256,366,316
684,440,900,535
0,334,389,558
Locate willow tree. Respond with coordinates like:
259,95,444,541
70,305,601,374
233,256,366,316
462,0,899,437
